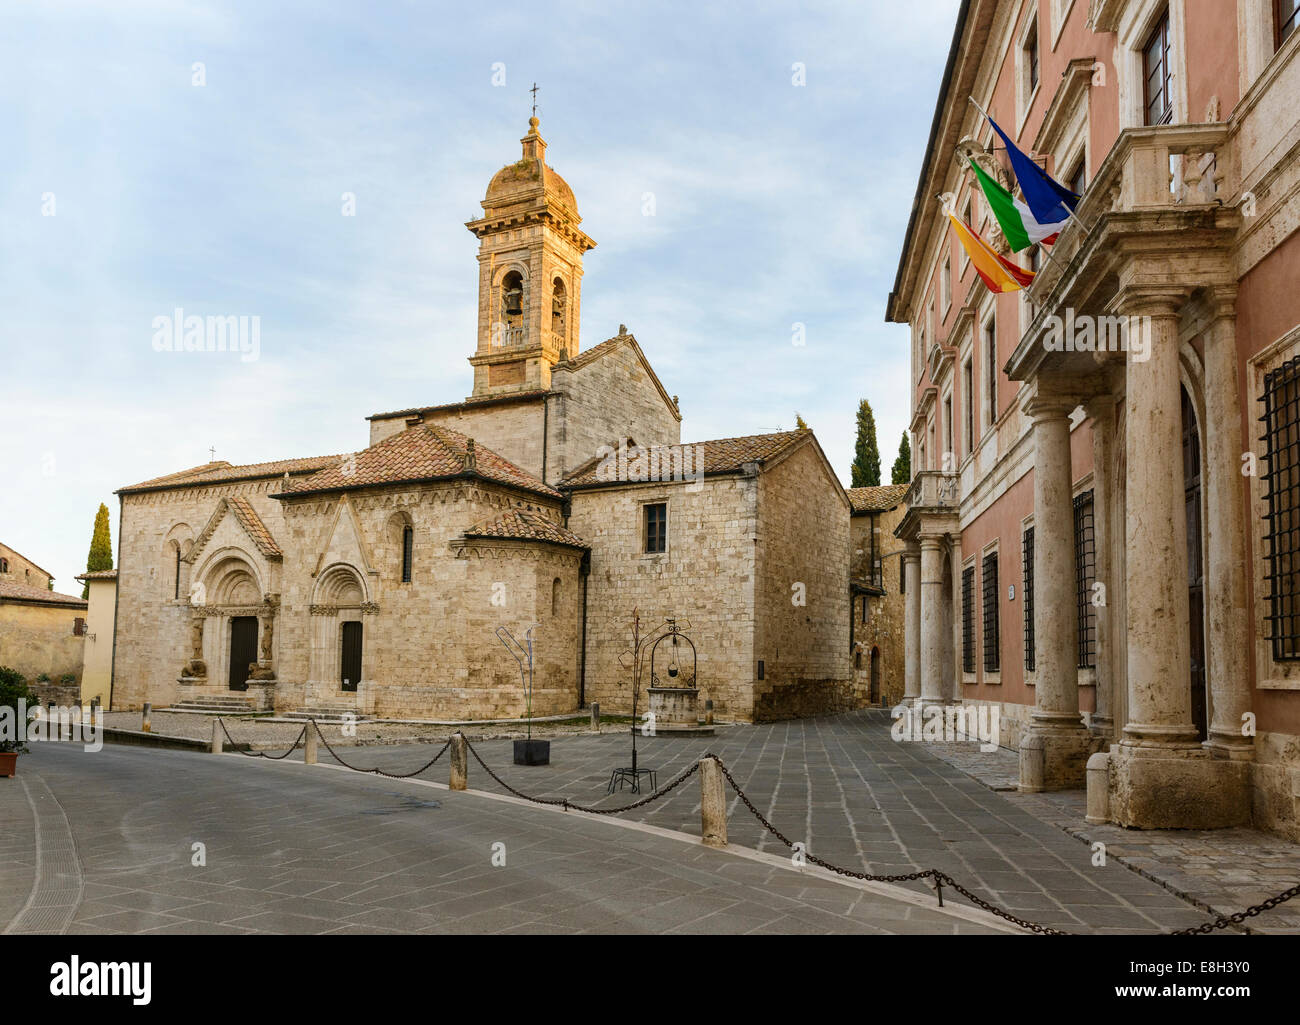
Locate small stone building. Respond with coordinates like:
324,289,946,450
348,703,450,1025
847,485,909,707
0,543,87,705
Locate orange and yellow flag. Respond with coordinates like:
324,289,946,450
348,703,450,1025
946,213,1036,294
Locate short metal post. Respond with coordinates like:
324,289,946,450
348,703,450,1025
704,699,714,726
590,702,600,730
210,718,223,754
699,756,727,848
141,702,152,733
449,732,468,791
304,722,318,765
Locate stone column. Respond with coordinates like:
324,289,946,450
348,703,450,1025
1019,393,1091,790
1202,290,1253,759
1085,397,1116,739
919,535,946,707
1122,297,1197,746
1107,289,1252,827
903,545,921,702
949,534,963,703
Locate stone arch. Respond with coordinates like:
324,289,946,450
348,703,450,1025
386,510,415,583
202,553,263,607
550,276,568,344
313,562,368,607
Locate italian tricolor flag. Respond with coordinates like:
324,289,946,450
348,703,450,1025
968,159,1066,252
946,214,1036,294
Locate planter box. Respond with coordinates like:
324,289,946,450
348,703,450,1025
513,739,550,766
0,752,18,778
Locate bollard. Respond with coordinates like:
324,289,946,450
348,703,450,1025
141,702,152,734
590,702,600,730
699,756,727,848
303,723,318,765
449,732,468,791
210,718,223,754
704,699,714,726
1085,751,1111,824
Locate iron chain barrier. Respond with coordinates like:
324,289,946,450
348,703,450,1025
214,721,1299,935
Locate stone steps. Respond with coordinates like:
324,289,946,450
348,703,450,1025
169,697,258,714
282,707,370,723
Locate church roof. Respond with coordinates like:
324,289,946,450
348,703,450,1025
225,498,283,558
560,430,810,489
118,455,343,494
367,390,550,423
846,484,910,514
0,578,87,608
276,423,561,501
462,508,589,550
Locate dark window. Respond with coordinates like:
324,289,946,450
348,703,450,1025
401,525,413,583
961,566,976,673
1261,353,1300,660
964,359,974,454
1026,21,1040,92
1068,161,1087,198
644,503,667,554
73,617,86,637
1143,12,1173,126
982,552,1000,673
1023,527,1036,672
900,557,906,595
1280,0,1299,47
757,659,765,680
174,546,181,599
1074,491,1097,668
0,558,7,572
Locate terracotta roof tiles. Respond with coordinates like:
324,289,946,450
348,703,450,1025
462,508,588,549
846,484,910,514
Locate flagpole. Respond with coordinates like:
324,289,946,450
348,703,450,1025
966,95,1091,239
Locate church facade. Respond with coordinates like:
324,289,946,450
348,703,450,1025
107,118,860,723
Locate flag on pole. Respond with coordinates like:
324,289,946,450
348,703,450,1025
967,158,1065,251
971,100,1081,224
946,213,1035,294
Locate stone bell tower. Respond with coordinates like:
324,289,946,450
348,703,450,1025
465,116,596,397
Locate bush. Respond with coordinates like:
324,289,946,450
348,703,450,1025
0,667,33,755
59,673,76,685
35,672,51,684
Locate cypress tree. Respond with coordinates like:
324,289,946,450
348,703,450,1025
890,432,912,485
850,400,881,487
83,503,113,599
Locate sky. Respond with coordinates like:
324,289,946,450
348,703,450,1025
0,0,961,594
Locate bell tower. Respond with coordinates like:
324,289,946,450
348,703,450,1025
465,115,596,397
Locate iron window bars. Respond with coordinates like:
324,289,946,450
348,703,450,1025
1261,353,1300,660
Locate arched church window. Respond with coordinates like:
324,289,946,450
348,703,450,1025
551,576,561,616
0,558,7,573
551,278,567,342
174,545,182,599
401,525,414,583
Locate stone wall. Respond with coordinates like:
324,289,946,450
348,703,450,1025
549,340,680,484
0,602,85,691
852,503,907,707
752,441,853,720
273,481,580,720
568,474,759,721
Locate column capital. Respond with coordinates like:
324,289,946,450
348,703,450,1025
1202,284,1238,325
1111,284,1189,319
1022,395,1078,422
1083,393,1118,425
918,533,946,552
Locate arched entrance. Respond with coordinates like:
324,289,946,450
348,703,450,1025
869,647,881,705
1182,388,1208,741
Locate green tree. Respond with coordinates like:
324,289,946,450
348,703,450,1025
82,503,113,599
850,400,881,487
890,432,912,485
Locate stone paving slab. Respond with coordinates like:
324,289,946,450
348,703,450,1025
238,710,1300,934
7,741,1003,935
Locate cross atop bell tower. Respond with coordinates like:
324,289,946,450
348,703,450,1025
464,113,596,398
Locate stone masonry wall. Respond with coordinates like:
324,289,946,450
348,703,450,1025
851,503,907,707
549,341,680,485
567,474,758,721
752,441,853,720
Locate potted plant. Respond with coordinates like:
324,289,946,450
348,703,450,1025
0,666,33,777
497,626,549,766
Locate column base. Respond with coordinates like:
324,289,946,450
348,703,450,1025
1108,742,1252,829
1204,731,1256,761
1018,724,1099,792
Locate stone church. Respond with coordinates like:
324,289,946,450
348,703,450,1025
108,117,862,723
